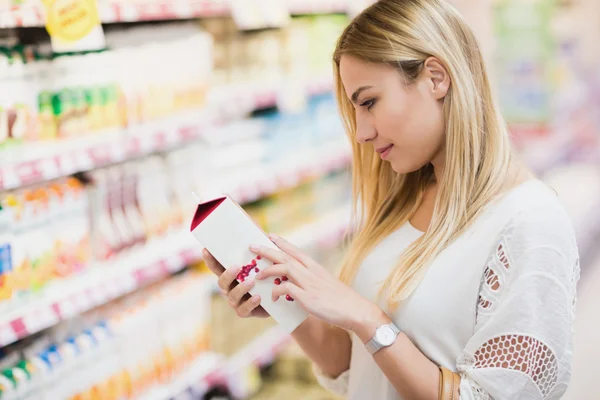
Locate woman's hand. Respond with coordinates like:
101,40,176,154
251,234,380,332
203,249,270,319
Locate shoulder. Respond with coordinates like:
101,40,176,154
491,180,579,278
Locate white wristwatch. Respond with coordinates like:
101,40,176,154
365,323,401,355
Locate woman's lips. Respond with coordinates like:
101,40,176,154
376,144,393,160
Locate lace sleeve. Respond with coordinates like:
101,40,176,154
457,207,580,400
312,364,350,397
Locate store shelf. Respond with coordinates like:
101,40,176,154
0,231,199,348
0,150,351,348
138,352,226,400
0,111,215,192
224,325,292,397
0,76,334,192
284,203,352,249
0,0,357,29
228,141,351,205
287,0,347,15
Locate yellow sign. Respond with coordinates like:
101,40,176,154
44,0,101,43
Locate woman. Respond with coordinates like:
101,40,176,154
204,0,579,399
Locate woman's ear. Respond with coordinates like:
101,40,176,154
423,57,450,100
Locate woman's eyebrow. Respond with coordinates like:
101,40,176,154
351,86,374,104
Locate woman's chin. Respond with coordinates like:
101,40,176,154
389,159,428,175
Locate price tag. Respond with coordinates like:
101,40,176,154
43,0,105,52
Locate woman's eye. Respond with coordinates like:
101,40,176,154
360,99,376,110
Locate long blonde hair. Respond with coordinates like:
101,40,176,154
335,0,513,309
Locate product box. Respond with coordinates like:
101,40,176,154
190,196,308,333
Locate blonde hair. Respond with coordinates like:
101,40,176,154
335,0,513,309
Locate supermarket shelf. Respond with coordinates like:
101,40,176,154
0,111,215,191
284,203,352,249
0,76,334,192
228,141,351,205
224,325,292,398
0,231,200,348
0,0,356,29
0,151,351,347
287,0,347,15
138,352,226,400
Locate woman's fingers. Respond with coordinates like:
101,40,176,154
271,281,304,303
256,263,308,286
269,234,315,267
236,295,262,318
203,249,225,276
217,265,242,293
228,279,255,307
249,245,291,264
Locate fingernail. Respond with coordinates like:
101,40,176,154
244,278,255,287
269,234,280,241
252,295,261,303
256,272,263,280
249,245,259,251
202,248,208,257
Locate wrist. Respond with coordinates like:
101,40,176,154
348,301,392,343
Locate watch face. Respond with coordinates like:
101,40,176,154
375,326,396,346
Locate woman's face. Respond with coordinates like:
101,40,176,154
339,55,450,174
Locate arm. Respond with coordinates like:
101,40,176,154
254,206,579,400
455,209,579,399
348,208,580,400
351,310,441,400
292,316,352,378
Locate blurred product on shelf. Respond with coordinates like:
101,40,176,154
0,23,211,157
463,0,600,173
0,178,90,306
250,342,341,400
0,271,212,400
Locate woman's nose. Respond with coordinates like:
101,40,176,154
355,116,377,144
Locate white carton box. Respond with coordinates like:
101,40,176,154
190,196,308,333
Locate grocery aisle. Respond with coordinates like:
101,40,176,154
0,0,597,399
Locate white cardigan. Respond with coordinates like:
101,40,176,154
316,180,580,400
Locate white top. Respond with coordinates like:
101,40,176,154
315,180,580,400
